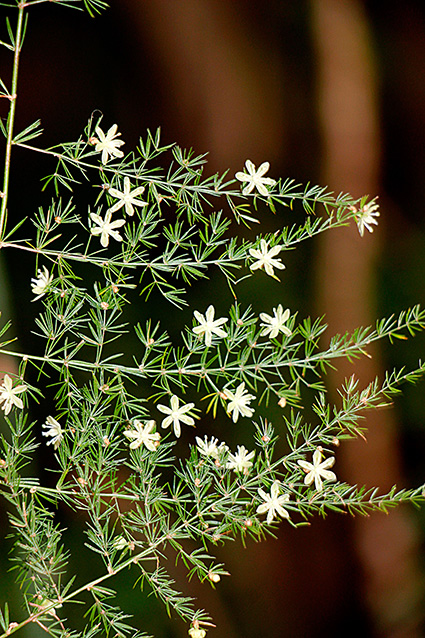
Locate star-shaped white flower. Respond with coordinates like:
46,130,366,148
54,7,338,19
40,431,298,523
259,305,291,339
235,160,276,196
31,266,53,301
192,305,228,347
226,445,255,474
298,448,337,492
94,124,125,165
108,177,148,217
0,374,27,415
354,198,380,237
223,382,255,423
195,435,228,459
42,416,63,450
257,480,291,524
157,395,197,438
249,239,285,279
123,419,160,451
90,210,126,247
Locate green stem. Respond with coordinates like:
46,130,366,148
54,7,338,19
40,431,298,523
0,3,26,242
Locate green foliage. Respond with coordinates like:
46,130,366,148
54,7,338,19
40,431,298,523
0,2,424,637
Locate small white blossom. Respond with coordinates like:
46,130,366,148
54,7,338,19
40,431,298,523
0,374,27,415
193,305,228,347
235,159,276,196
157,395,197,438
123,419,160,451
113,536,129,551
259,305,291,339
226,445,255,474
298,448,337,492
94,123,125,165
278,396,287,408
108,176,148,216
42,416,63,450
31,266,53,301
257,480,290,524
188,626,206,638
195,435,228,459
90,210,126,247
249,239,285,279
223,382,255,423
353,198,380,237
37,598,62,618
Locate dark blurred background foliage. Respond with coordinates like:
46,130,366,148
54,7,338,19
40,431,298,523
1,1,425,636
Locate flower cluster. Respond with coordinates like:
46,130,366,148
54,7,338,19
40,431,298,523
196,437,256,475
90,126,148,248
255,449,338,525
0,6,412,637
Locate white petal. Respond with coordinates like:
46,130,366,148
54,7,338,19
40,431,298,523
256,161,270,176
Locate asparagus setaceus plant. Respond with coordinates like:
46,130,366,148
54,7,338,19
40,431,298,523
0,1,424,637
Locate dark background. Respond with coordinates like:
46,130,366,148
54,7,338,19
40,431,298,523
1,1,425,637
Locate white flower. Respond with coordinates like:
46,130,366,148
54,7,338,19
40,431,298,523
226,445,255,474
223,382,255,423
298,448,337,492
157,395,196,438
195,435,228,459
353,198,380,237
192,305,228,347
123,419,160,451
0,374,27,415
188,626,206,638
94,124,125,165
108,176,148,217
113,536,129,551
31,266,53,300
42,416,63,450
37,598,62,618
259,305,291,339
235,160,276,196
249,239,285,279
90,210,126,247
256,480,291,524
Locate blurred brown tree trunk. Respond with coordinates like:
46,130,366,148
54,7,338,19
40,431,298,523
125,0,285,173
312,1,423,635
